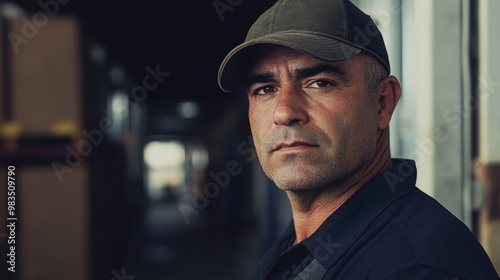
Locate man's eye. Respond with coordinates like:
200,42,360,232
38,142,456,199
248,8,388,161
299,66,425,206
255,86,276,95
310,80,333,88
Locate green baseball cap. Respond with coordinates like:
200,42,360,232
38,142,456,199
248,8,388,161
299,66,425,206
218,0,390,92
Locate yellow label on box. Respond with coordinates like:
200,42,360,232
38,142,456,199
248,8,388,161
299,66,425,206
0,122,21,138
51,121,78,137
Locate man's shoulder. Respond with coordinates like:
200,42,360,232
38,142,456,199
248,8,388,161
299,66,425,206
369,186,498,279
389,186,474,244
391,186,466,227
325,186,499,279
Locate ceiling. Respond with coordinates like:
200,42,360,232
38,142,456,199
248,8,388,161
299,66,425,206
13,0,275,99
10,0,277,133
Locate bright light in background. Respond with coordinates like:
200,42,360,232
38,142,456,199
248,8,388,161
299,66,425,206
0,3,25,19
144,141,185,169
192,145,209,170
144,141,186,200
176,101,200,119
111,91,128,116
107,91,128,143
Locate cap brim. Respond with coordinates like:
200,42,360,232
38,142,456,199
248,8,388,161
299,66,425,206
218,31,361,92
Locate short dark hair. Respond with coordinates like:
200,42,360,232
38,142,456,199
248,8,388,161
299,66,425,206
359,52,388,102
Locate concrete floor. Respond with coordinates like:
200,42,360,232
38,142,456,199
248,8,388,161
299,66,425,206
123,202,260,280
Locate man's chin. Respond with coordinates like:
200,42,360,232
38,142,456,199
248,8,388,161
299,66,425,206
271,176,329,192
269,167,352,193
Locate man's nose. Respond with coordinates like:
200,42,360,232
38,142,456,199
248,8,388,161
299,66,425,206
273,86,308,126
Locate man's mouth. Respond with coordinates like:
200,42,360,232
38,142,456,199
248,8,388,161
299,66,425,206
272,141,318,152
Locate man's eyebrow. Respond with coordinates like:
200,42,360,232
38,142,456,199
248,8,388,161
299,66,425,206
245,63,347,90
245,72,277,89
293,64,348,80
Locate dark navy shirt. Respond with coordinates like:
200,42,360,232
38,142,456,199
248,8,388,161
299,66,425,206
253,159,500,280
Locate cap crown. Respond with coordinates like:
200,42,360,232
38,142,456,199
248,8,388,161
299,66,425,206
246,0,389,73
217,0,390,92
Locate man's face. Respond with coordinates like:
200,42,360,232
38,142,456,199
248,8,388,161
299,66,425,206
246,46,380,191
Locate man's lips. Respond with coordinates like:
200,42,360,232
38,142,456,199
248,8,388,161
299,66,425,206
271,141,318,152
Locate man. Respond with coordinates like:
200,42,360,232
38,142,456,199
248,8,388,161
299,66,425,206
218,0,500,279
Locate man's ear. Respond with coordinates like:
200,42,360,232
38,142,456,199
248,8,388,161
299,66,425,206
375,75,401,130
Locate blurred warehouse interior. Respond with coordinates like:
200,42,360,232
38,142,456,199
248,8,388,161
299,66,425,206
0,0,499,279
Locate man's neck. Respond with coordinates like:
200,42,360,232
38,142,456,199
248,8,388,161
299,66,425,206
288,129,392,244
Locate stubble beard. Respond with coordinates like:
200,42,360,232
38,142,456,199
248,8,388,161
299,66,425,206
257,141,374,193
